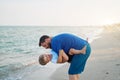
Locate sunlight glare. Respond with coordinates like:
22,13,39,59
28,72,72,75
102,19,115,25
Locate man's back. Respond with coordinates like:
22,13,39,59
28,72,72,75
51,33,87,54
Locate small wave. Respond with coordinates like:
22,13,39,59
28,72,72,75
85,27,104,43
0,61,38,80
24,51,31,54
13,48,24,52
0,60,38,79
0,63,23,80
0,63,24,72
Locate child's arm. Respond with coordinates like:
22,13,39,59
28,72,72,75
57,49,69,63
69,46,86,55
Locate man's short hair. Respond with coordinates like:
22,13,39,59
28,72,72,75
39,35,49,46
38,54,46,65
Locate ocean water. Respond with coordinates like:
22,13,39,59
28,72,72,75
0,26,103,80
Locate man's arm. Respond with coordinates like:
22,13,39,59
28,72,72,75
57,49,69,63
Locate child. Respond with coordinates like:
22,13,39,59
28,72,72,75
39,46,86,65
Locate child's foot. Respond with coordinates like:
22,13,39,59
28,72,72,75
69,48,74,55
81,46,86,54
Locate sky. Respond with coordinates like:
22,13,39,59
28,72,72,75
0,0,120,26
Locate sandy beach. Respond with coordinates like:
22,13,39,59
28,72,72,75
50,24,120,80
23,24,120,80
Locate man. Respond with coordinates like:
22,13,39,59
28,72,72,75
39,33,91,80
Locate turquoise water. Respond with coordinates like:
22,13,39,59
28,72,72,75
0,26,103,80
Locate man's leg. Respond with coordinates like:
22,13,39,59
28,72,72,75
68,43,91,80
76,74,80,80
69,75,78,80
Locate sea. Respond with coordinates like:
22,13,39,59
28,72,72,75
0,26,103,80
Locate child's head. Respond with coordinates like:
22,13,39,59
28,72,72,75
39,54,52,65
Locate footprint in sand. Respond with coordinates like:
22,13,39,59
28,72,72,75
116,64,120,66
106,72,109,74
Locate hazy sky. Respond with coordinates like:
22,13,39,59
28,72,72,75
0,0,120,26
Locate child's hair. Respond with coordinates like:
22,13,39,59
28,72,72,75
39,54,47,65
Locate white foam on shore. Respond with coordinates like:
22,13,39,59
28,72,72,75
85,27,104,43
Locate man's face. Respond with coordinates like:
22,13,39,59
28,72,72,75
41,38,50,49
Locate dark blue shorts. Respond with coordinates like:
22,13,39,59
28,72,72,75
68,43,91,75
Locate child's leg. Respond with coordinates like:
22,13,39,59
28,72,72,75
69,46,86,55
